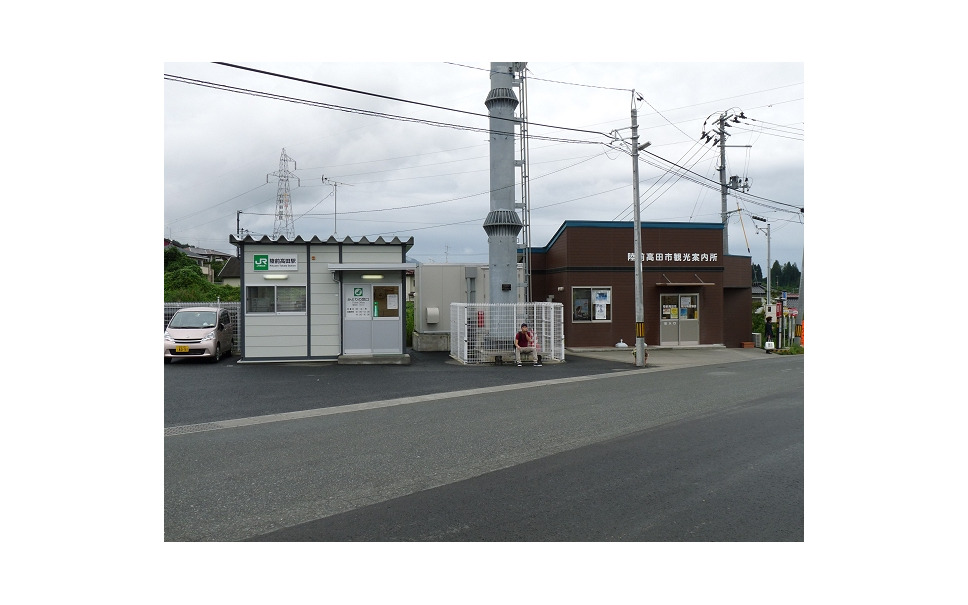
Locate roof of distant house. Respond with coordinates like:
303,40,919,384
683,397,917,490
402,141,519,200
218,256,240,279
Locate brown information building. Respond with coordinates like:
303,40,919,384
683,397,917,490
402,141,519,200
529,221,753,348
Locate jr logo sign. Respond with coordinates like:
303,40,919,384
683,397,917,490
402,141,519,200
254,255,268,271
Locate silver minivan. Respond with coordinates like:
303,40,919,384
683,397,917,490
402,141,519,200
164,307,234,363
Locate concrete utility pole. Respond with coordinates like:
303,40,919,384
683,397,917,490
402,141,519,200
610,93,649,367
631,101,647,367
719,113,729,254
752,216,772,305
702,109,750,255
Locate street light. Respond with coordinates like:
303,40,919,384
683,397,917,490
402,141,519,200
751,215,771,306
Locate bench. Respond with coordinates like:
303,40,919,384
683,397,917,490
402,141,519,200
477,349,539,365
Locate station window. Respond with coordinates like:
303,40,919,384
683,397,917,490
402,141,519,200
246,285,306,314
373,285,400,318
573,287,611,322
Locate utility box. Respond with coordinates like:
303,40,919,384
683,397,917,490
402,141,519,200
753,332,762,348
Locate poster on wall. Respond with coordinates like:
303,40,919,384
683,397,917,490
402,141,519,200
345,287,372,319
595,303,607,320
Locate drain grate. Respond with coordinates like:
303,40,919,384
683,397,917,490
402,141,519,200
164,422,223,437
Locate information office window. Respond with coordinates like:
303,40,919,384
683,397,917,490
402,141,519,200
373,285,400,318
573,287,611,322
246,285,306,314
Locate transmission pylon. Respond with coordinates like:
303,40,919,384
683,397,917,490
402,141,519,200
268,148,299,239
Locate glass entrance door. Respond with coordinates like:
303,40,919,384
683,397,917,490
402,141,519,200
659,293,699,345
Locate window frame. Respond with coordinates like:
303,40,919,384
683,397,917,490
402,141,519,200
245,284,307,315
572,286,612,322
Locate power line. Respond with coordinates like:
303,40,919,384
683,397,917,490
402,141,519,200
165,73,605,146
212,62,613,139
445,62,633,92
166,181,270,225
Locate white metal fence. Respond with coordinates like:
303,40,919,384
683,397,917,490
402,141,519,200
164,302,241,353
450,302,565,364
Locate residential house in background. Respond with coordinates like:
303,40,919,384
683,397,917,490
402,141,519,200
165,240,234,283
218,256,241,287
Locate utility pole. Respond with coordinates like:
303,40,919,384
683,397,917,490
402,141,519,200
752,216,772,305
631,103,647,367
610,93,650,367
719,113,728,254
702,110,751,255
609,92,651,366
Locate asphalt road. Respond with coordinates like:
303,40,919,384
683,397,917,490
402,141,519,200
165,350,803,541
164,349,634,427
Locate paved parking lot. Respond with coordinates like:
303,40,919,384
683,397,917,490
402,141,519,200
164,346,776,428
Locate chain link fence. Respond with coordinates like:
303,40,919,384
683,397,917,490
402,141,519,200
450,302,564,364
164,302,241,354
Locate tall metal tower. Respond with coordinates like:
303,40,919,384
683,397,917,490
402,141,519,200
483,62,524,305
268,148,299,239
512,63,532,302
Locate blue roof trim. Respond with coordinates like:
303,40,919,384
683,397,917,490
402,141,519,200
531,220,724,254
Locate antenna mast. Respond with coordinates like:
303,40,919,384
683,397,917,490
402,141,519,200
321,175,352,237
268,148,299,239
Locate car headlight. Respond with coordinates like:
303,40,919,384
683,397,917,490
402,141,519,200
164,330,174,342
202,330,216,341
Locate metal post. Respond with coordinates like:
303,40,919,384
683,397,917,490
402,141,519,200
631,105,646,367
766,222,772,306
795,251,804,347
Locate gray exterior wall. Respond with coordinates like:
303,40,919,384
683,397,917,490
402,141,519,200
242,244,309,359
236,236,412,361
412,263,525,351
309,246,341,358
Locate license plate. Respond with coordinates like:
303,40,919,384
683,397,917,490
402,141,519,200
176,345,190,353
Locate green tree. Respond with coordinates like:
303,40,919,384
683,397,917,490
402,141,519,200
752,263,763,284
165,246,201,274
164,246,240,302
781,262,800,289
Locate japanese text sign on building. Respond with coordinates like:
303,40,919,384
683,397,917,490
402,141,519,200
253,254,298,271
627,252,719,263
345,287,372,319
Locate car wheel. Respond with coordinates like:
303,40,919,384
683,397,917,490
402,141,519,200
213,343,222,363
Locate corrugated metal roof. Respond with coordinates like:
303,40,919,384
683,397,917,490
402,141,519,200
229,234,414,248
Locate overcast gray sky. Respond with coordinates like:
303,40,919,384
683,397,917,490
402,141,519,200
164,62,803,272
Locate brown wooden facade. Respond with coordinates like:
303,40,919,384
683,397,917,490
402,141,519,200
529,221,752,348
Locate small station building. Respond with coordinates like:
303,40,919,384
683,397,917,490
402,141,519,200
230,234,416,363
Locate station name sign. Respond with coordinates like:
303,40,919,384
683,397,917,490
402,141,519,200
253,254,298,271
628,252,719,263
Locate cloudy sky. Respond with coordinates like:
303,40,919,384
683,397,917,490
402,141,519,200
164,62,803,273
